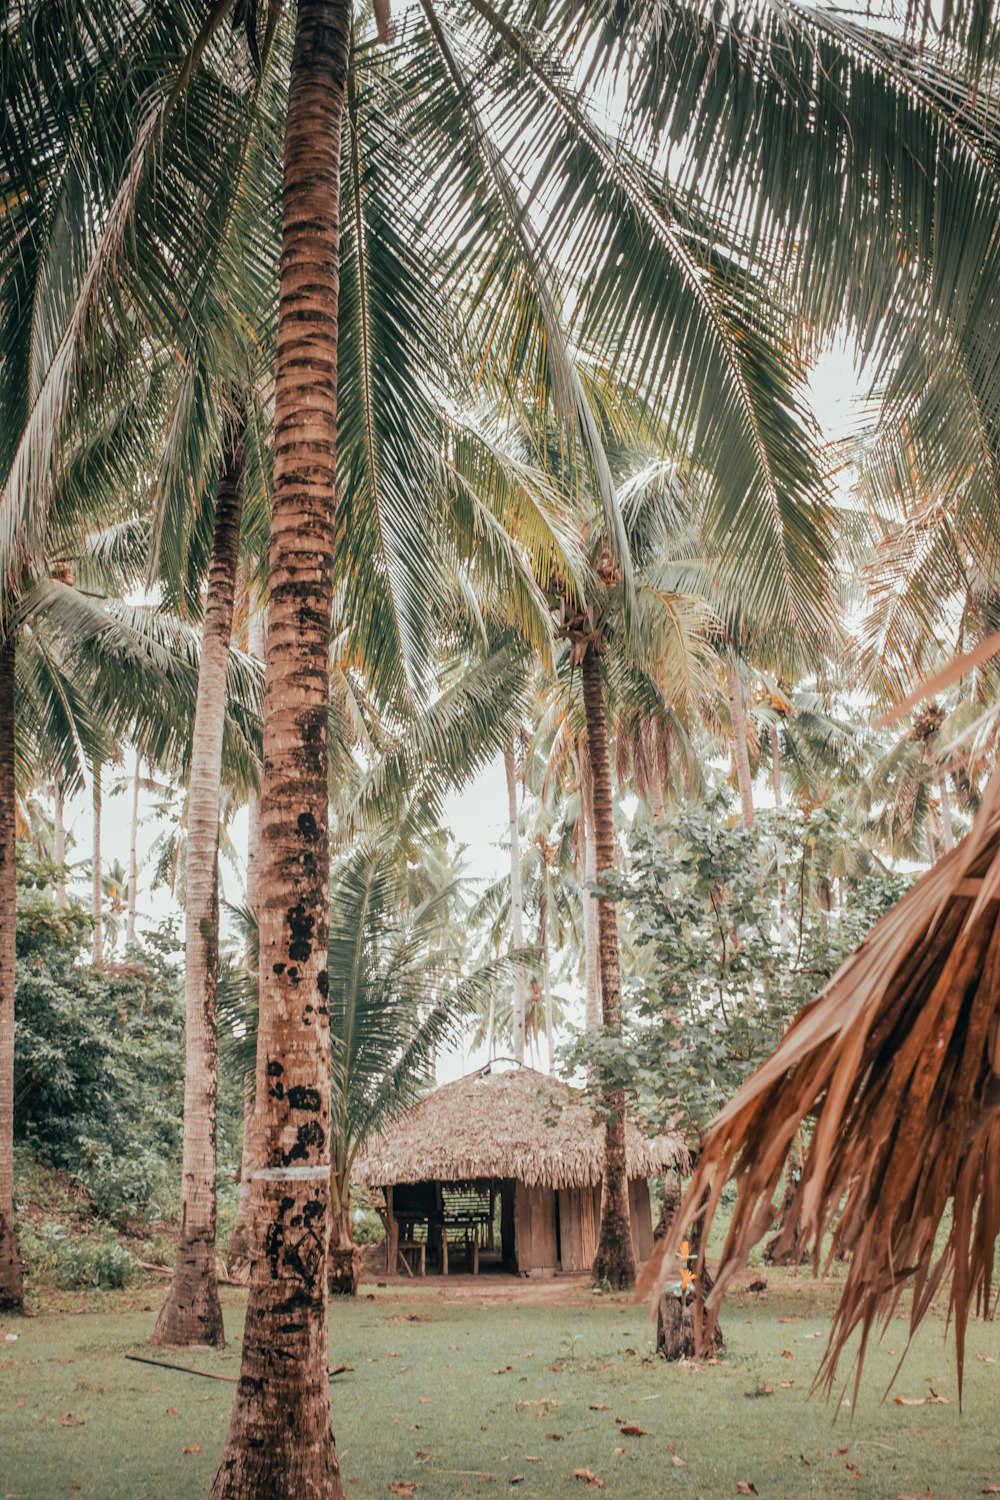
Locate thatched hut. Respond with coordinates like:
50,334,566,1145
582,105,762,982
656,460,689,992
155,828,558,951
353,1065,687,1277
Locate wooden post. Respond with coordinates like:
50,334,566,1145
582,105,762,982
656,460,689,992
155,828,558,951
384,1186,399,1275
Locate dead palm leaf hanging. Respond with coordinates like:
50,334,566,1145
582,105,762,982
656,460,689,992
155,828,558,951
641,655,1000,1401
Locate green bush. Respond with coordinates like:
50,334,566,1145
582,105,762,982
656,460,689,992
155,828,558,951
21,1221,136,1290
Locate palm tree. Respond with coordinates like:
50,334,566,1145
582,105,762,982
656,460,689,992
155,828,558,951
0,629,21,1311
152,413,248,1349
7,2,1000,1486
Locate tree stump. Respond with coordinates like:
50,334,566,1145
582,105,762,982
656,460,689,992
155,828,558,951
327,1245,362,1296
656,1288,723,1361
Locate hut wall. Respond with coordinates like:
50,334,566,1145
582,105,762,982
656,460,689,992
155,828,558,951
557,1187,597,1272
628,1178,655,1261
514,1181,559,1274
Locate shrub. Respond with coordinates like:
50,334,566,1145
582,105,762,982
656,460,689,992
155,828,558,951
21,1222,136,1291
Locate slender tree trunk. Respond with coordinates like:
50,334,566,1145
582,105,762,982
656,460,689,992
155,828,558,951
53,778,67,909
210,5,350,1493
938,770,955,851
0,634,24,1312
580,747,601,1032
581,644,636,1291
725,661,754,830
539,878,554,1072
504,740,525,1064
227,598,266,1279
648,775,665,826
126,752,141,944
153,417,247,1349
771,730,788,943
91,760,103,966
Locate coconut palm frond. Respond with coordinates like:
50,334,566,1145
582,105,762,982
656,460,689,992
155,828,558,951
641,769,1000,1400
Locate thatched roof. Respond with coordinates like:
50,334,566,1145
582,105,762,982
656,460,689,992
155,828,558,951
353,1065,688,1190
641,764,1000,1398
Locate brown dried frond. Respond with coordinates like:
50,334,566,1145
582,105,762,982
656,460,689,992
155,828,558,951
640,770,1000,1402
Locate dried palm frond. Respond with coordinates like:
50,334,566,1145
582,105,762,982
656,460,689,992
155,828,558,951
640,769,1000,1401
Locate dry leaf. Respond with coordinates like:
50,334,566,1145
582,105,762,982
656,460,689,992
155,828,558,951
182,1445,203,1456
572,1470,605,1490
389,1486,419,1497
510,1478,525,1486
780,1350,794,1359
59,1414,85,1428
166,1407,178,1417
544,1432,563,1441
618,1425,644,1437
588,1403,611,1411
671,1454,686,1468
612,1447,624,1457
736,1484,758,1496
780,1380,794,1388
493,1367,513,1375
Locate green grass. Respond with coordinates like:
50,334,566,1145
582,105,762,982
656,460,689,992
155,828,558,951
2,1273,999,1499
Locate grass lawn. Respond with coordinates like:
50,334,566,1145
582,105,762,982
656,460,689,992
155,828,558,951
2,1270,999,1499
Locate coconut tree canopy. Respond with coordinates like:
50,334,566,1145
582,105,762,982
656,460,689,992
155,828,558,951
642,760,1000,1402
354,1064,688,1191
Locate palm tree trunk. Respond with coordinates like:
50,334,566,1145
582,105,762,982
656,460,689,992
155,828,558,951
126,752,141,944
938,771,955,851
91,760,103,966
581,643,636,1291
210,5,350,1494
771,730,788,942
227,596,265,1279
53,777,67,909
504,740,526,1064
539,878,554,1072
579,745,601,1032
725,661,754,830
0,634,24,1312
153,415,247,1350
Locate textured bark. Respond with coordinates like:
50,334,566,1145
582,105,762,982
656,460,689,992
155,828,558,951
210,4,349,1494
53,778,67,909
504,740,526,1064
126,752,141,944
227,595,265,1278
0,635,24,1312
725,661,754,830
579,743,601,1032
771,731,788,942
653,1167,682,1242
91,761,103,966
582,644,636,1291
153,418,246,1349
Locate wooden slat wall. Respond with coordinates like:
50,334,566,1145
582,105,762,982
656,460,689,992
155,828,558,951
514,1182,559,1273
557,1187,597,1271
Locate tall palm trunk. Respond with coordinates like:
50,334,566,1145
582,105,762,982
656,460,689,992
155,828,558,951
504,740,525,1064
725,661,754,830
771,730,788,942
210,4,350,1494
153,416,247,1349
579,741,601,1031
53,778,67,909
126,751,141,944
938,770,955,851
0,634,24,1312
582,643,636,1291
91,760,103,965
227,597,265,1279
538,876,554,1071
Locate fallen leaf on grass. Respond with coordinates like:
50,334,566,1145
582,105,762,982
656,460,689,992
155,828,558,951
982,1489,1000,1495
894,1396,950,1407
544,1432,563,1441
492,1367,513,1375
408,1425,420,1431
832,1448,849,1457
389,1486,419,1497
736,1484,758,1496
523,1456,541,1463
182,1445,203,1455
517,1399,558,1409
780,1350,794,1359
415,1451,430,1460
166,1407,178,1417
617,1425,644,1437
59,1414,85,1428
667,1445,685,1469
846,1461,863,1478
780,1381,794,1389
588,1403,611,1411
510,1478,525,1486
573,1469,605,1490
